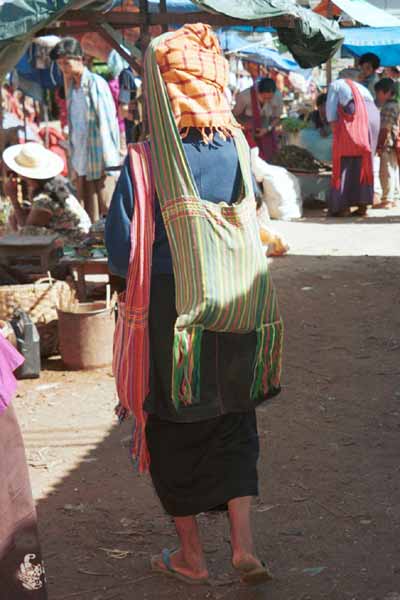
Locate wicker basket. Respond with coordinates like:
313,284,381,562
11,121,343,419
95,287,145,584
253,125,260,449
0,278,77,324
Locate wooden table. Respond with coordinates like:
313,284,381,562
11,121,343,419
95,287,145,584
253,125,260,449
0,234,59,272
61,257,110,301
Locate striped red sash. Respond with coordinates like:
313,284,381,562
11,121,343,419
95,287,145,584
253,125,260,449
332,79,373,190
113,142,155,473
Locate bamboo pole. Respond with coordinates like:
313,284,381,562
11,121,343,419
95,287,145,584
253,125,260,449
40,11,293,35
139,0,150,140
326,0,333,85
160,0,168,33
95,24,142,73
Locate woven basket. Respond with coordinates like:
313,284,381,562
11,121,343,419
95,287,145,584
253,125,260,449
0,278,77,324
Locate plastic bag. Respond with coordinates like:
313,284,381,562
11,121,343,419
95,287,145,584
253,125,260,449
251,147,303,220
298,127,332,162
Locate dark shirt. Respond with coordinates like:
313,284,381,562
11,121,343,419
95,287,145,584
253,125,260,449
118,68,138,144
105,130,245,277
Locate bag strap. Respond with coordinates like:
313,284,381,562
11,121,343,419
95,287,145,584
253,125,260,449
125,142,155,307
144,34,254,204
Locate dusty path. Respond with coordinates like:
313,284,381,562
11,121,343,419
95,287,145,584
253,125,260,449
14,206,400,600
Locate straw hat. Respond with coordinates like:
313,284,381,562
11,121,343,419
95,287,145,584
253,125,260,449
2,142,64,180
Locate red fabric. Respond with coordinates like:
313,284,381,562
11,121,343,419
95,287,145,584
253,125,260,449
244,85,278,162
113,142,155,473
332,80,373,191
38,127,68,177
55,89,68,130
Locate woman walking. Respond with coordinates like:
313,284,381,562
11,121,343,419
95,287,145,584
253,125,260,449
106,24,283,585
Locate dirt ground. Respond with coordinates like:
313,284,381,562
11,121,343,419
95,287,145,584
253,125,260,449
14,205,400,600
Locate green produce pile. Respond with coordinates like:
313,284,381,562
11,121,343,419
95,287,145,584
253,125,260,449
271,145,331,173
281,117,308,133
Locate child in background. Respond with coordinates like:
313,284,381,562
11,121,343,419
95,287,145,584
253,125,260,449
374,78,400,209
358,53,380,98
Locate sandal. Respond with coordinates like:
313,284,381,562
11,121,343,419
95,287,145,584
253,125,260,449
329,209,351,217
353,206,368,217
151,548,209,586
234,559,273,585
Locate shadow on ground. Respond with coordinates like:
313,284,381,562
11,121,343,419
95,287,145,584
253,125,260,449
23,254,400,600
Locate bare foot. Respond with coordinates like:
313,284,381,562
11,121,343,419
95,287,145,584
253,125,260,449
152,548,208,581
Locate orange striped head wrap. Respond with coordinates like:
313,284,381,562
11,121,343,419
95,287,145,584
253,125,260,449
154,23,239,141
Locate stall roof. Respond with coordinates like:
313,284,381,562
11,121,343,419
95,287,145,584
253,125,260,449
342,26,400,64
217,30,305,73
314,0,400,27
0,0,344,81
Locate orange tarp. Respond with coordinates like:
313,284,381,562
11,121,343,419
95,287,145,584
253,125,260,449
313,0,342,17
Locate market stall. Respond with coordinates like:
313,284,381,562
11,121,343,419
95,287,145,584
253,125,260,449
0,0,344,370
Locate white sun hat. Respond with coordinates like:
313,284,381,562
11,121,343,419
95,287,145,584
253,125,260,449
2,142,64,180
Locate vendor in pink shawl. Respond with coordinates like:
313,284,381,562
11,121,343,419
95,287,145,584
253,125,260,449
233,77,283,161
0,335,48,598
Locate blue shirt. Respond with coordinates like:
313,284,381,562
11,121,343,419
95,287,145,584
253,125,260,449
105,130,247,277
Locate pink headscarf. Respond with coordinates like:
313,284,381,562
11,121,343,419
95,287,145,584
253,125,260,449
0,335,24,414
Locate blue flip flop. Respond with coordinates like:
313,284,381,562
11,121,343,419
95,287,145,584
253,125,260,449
151,548,209,586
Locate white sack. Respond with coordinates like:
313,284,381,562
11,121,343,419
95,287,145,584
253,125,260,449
251,147,303,220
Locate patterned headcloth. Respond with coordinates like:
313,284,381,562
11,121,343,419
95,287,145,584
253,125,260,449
154,23,238,140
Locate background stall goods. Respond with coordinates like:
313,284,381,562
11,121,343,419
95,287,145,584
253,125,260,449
272,145,331,173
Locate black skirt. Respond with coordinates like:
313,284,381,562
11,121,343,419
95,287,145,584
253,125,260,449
144,275,279,423
146,410,259,517
144,274,271,516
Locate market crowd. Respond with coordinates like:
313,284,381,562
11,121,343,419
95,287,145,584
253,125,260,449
1,42,399,240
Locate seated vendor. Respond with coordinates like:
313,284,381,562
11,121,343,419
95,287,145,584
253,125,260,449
309,93,331,138
3,142,91,245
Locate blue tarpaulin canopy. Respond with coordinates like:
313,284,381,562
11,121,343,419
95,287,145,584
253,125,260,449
237,48,307,74
137,0,200,11
342,27,400,65
217,31,305,73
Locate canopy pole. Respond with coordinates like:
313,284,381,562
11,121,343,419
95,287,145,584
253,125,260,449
95,24,142,72
44,103,49,148
22,94,27,143
139,0,151,53
160,0,168,33
326,59,333,85
326,0,333,86
139,0,150,139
